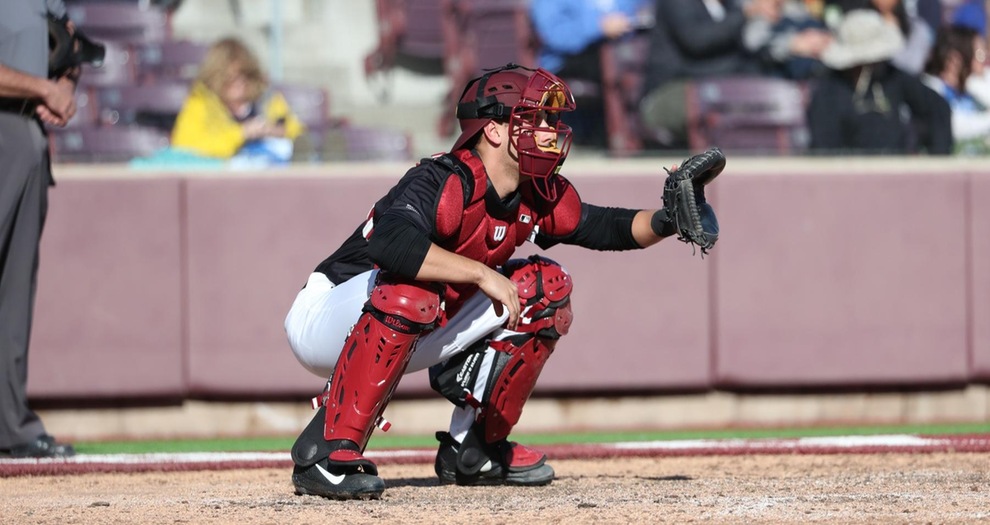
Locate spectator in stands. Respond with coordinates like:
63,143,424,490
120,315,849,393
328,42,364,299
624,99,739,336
951,0,986,37
744,0,833,80
872,0,935,76
952,1,990,109
915,0,944,39
530,0,654,147
171,37,305,161
923,25,990,155
637,0,766,149
806,9,952,154
0,0,77,459
827,0,935,75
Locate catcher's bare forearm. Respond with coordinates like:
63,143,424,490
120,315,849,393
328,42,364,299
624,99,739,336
633,209,669,248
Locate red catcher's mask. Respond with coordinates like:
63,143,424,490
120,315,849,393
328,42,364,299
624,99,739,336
452,64,576,201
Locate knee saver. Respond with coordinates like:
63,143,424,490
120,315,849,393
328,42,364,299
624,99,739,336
502,255,573,339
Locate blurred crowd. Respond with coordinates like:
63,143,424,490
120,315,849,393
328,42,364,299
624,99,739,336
45,0,990,162
45,0,414,165
528,0,989,156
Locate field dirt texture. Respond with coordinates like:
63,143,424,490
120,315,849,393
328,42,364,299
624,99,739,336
2,453,988,524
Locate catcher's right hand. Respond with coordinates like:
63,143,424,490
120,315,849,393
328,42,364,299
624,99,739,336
659,147,724,256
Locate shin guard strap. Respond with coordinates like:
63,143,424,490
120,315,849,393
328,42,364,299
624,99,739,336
328,447,379,476
291,406,333,467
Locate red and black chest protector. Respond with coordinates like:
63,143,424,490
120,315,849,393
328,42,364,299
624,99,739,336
431,149,581,317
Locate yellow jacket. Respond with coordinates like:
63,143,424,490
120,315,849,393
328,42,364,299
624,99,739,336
170,82,306,158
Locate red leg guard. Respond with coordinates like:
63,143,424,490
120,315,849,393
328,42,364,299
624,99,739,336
477,255,574,443
481,335,557,443
432,257,573,485
323,277,441,450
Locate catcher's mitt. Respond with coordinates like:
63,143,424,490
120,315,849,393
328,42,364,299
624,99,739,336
662,147,724,256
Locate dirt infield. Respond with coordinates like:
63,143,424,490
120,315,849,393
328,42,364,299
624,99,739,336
1,454,988,523
2,449,989,523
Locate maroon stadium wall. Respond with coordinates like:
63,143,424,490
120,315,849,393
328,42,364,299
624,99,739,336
25,160,990,402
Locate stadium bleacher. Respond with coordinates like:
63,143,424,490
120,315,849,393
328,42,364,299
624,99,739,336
53,0,412,164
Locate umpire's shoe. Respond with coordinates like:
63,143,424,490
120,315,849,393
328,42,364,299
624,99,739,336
434,430,555,486
292,442,385,500
0,434,75,458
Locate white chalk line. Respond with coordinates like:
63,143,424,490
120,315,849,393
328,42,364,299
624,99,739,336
2,434,985,467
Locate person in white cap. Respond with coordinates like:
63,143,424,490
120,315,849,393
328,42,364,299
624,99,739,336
806,9,952,154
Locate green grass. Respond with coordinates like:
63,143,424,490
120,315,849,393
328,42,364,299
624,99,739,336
73,422,990,455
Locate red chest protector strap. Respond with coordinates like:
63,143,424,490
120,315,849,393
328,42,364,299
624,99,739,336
430,152,484,208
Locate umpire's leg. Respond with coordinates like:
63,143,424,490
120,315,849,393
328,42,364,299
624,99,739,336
0,114,50,450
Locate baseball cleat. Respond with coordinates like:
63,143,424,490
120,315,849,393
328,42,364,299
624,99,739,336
292,458,385,500
434,431,555,486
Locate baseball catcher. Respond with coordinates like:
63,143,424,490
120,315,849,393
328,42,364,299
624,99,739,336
284,63,723,500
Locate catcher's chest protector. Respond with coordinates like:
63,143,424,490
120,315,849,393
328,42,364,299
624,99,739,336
433,151,581,315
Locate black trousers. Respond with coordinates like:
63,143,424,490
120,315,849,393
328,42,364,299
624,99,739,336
0,111,51,449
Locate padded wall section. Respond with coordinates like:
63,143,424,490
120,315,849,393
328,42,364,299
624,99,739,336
185,174,711,397
182,177,432,397
28,178,185,398
28,164,986,402
971,174,990,380
715,172,969,388
517,176,712,393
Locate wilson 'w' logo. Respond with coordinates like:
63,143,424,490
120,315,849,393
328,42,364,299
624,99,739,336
492,225,507,242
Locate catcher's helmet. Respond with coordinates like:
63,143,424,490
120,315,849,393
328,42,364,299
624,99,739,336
452,63,576,200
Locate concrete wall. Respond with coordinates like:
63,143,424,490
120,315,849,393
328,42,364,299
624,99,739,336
25,159,990,403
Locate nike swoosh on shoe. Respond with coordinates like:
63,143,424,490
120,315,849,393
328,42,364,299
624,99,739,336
315,463,346,485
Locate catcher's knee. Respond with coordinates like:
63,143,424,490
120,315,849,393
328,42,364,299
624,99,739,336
428,257,571,438
365,273,444,333
501,255,573,339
